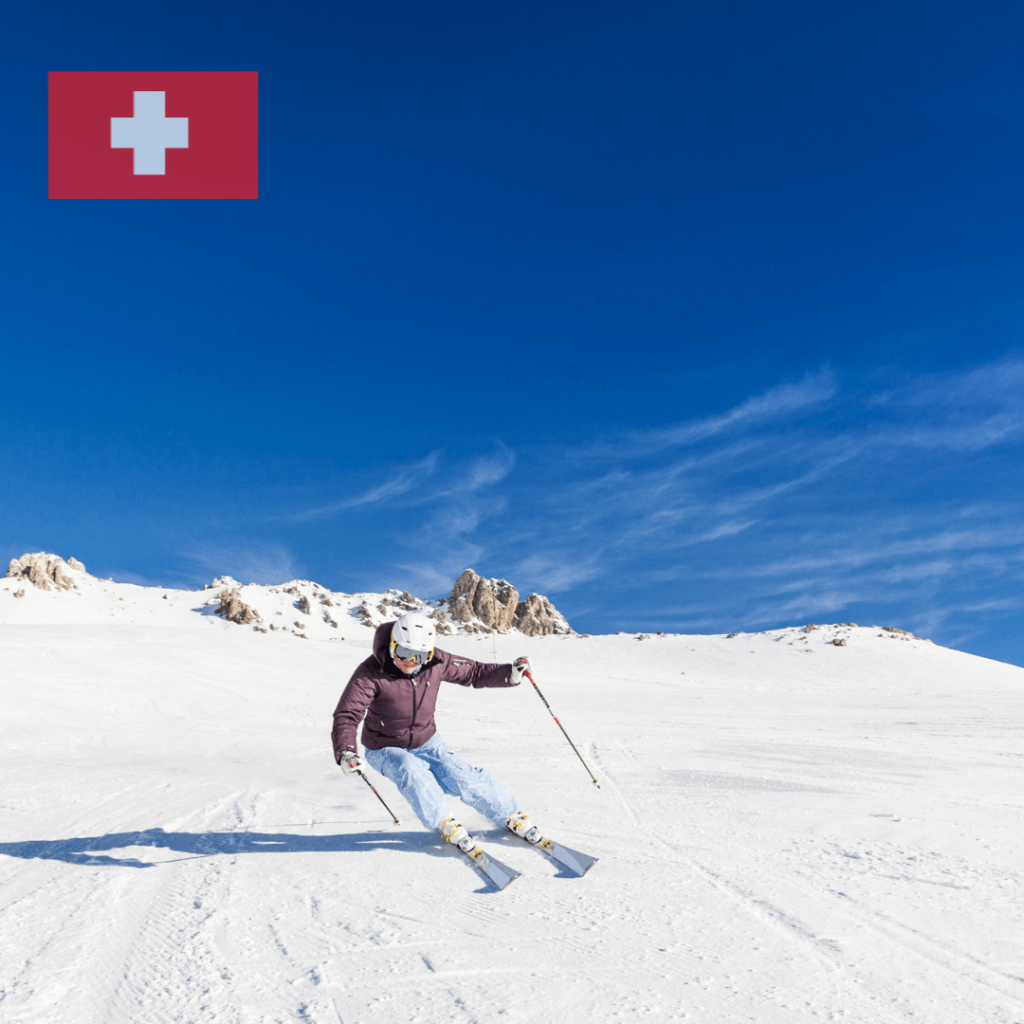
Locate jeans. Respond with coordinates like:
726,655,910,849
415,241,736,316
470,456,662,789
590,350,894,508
364,732,518,830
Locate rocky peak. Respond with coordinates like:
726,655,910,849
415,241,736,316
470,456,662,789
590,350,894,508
6,553,87,592
513,591,572,637
447,569,519,632
444,569,572,635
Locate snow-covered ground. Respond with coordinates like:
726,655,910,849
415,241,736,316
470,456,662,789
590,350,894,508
2,565,1023,1023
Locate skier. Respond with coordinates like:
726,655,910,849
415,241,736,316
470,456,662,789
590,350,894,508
331,612,540,856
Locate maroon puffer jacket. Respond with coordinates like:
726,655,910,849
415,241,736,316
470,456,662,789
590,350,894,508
331,622,515,759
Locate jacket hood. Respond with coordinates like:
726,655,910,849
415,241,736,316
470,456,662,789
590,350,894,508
371,621,395,670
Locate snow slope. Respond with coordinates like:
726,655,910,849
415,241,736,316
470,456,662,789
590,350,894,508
2,571,1023,1023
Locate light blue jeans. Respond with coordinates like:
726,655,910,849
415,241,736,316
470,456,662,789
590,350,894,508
364,733,519,830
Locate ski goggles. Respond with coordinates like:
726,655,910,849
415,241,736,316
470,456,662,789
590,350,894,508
390,638,434,665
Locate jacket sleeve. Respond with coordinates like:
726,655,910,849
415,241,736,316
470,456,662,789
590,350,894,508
436,649,514,689
331,661,379,761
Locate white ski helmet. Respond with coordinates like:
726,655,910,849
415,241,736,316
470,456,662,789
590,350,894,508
390,612,436,659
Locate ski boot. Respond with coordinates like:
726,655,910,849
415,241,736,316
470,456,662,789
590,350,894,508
505,811,543,845
439,817,479,855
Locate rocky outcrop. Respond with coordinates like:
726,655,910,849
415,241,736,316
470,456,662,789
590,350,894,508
430,607,453,635
382,590,425,613
513,592,572,636
354,589,434,626
6,553,83,591
880,625,929,641
215,589,259,625
444,569,572,635
446,570,519,633
356,599,376,627
206,575,242,591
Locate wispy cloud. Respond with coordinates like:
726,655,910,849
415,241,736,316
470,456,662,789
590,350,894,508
963,597,1022,613
293,451,442,521
430,446,516,501
291,445,515,527
299,445,516,597
181,541,301,586
578,370,838,459
512,553,605,593
866,355,1024,450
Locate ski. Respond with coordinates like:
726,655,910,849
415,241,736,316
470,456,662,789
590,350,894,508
514,834,598,876
458,843,520,890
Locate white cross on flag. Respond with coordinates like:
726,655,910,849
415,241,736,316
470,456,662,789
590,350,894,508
110,91,190,175
49,72,258,199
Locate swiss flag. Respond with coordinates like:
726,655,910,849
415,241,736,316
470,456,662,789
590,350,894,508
49,72,258,199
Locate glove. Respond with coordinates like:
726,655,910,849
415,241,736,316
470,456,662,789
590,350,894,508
339,751,364,775
510,656,532,686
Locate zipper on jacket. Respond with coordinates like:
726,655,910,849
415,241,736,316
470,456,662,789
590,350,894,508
409,676,430,747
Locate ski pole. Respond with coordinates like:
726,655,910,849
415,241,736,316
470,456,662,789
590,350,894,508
525,671,600,788
357,770,402,826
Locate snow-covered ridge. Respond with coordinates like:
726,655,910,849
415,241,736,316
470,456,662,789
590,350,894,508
1,553,574,640
4,552,934,652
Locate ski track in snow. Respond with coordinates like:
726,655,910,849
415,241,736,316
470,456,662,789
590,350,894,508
587,710,1024,1023
1,580,1023,1023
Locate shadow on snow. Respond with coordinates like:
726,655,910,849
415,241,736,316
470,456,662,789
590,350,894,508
0,827,448,870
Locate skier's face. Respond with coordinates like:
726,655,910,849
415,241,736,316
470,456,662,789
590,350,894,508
393,653,420,675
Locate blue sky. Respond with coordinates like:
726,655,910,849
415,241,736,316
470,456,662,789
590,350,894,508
2,1,1023,665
